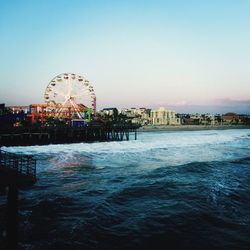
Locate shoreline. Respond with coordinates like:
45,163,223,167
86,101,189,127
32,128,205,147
138,125,250,132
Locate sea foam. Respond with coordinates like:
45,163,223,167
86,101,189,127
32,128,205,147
2,129,250,170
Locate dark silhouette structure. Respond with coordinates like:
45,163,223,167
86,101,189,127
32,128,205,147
0,149,36,250
0,124,139,147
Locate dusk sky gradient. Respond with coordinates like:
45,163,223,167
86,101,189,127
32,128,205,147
1,0,250,113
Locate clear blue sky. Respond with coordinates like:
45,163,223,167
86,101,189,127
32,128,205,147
1,0,250,113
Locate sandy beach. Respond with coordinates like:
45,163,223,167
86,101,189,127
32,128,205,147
138,124,250,132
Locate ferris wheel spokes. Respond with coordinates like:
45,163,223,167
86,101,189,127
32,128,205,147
69,99,83,119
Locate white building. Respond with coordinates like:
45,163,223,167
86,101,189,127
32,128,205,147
151,107,180,125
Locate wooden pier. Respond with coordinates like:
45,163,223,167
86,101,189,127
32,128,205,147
0,124,139,147
0,149,36,250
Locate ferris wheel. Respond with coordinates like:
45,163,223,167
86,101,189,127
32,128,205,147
44,73,96,119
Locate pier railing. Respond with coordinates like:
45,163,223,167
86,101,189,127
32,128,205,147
0,149,36,180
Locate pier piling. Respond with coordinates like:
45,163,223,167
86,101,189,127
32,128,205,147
6,185,18,250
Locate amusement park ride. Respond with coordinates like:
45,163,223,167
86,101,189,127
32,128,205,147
8,73,97,126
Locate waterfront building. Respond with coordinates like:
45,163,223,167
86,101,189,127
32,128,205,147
151,107,180,125
118,108,151,125
0,104,5,116
189,114,216,125
98,108,118,118
222,112,249,125
222,112,240,124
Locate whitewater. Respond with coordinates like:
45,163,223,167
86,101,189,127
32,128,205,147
3,129,250,170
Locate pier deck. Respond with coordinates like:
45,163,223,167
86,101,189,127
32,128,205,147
0,124,139,147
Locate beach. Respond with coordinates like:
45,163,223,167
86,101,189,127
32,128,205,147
139,124,250,132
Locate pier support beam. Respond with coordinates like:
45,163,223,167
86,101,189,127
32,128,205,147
7,185,18,250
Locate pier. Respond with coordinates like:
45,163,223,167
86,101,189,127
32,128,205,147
0,149,36,250
0,124,139,147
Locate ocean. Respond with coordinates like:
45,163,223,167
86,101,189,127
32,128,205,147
1,129,250,250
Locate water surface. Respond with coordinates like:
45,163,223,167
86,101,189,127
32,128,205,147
1,129,250,250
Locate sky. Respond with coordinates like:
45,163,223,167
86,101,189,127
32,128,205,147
0,0,250,114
